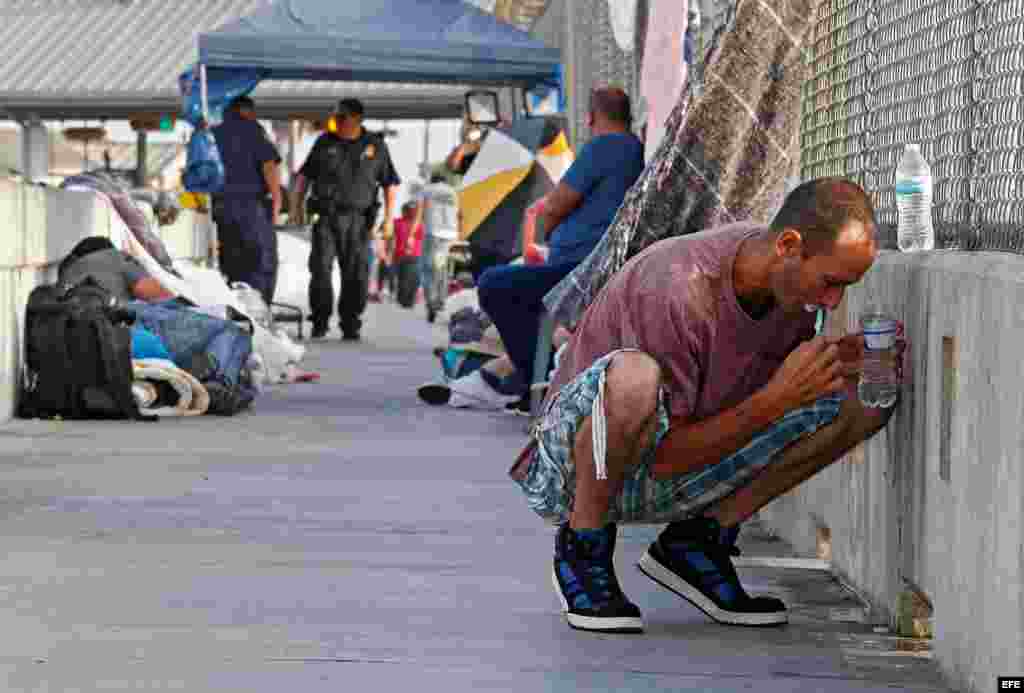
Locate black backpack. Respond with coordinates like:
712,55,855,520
19,278,155,421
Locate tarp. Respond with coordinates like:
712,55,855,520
185,0,562,123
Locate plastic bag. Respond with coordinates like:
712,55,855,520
183,128,225,194
231,282,272,329
178,65,264,128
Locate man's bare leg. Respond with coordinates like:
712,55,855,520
706,395,894,528
569,351,661,529
552,351,660,633
480,354,516,379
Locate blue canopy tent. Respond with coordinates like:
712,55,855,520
182,0,563,124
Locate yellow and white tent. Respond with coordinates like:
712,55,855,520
458,115,573,262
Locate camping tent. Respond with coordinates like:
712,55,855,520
185,0,562,123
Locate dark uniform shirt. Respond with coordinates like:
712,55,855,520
212,111,282,197
300,129,401,211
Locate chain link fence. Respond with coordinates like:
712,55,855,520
564,0,640,145
801,0,1024,251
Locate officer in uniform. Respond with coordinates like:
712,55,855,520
290,98,400,340
211,95,282,305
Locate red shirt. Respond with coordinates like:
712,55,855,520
392,217,424,260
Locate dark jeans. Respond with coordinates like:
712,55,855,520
377,262,396,295
214,196,278,305
477,260,578,386
309,210,370,335
395,256,421,308
469,246,506,283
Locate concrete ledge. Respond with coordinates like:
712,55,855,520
0,180,213,422
757,249,1024,693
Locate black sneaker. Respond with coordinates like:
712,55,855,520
504,394,531,416
637,518,788,626
417,382,452,405
341,332,361,342
310,325,329,340
552,523,644,633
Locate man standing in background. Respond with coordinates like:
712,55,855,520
290,98,401,341
417,172,460,323
477,87,644,396
212,96,282,305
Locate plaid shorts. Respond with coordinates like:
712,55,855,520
515,349,845,525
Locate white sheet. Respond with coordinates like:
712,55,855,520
80,190,308,385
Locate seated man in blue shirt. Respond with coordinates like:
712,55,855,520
476,87,645,401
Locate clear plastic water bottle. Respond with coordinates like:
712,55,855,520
895,143,934,252
858,309,900,408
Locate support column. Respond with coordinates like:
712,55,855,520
19,118,49,181
271,120,292,187
135,129,148,187
288,119,298,179
564,0,579,149
422,119,431,179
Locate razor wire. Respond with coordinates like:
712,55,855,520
800,0,1024,252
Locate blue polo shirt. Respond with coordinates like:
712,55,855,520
212,111,281,197
547,132,645,265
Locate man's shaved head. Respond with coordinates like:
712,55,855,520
770,178,877,255
589,87,632,127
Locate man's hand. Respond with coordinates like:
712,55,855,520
381,218,394,241
764,336,845,412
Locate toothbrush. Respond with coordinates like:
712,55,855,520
814,308,827,336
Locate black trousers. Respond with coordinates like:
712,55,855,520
395,257,420,308
309,209,370,334
214,196,278,305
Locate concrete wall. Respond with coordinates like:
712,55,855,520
757,250,1024,693
0,179,213,422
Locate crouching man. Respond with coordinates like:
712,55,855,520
511,178,903,633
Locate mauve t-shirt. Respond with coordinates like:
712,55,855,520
549,222,815,422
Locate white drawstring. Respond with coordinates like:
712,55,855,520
591,367,609,481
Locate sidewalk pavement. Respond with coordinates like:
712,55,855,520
0,301,952,692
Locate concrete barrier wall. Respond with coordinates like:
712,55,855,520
757,250,1024,693
0,179,213,422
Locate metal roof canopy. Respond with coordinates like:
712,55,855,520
196,0,561,89
0,1,474,122
1,86,468,122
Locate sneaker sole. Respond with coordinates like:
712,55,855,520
418,383,452,406
447,387,520,411
550,568,644,634
637,551,787,627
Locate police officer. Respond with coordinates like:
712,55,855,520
211,95,282,305
290,98,400,340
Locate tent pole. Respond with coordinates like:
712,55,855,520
200,63,210,125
